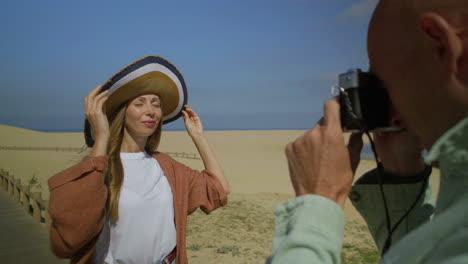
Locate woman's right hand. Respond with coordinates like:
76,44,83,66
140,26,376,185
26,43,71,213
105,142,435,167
85,85,110,156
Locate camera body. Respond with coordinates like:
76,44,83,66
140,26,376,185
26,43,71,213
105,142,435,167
338,69,399,132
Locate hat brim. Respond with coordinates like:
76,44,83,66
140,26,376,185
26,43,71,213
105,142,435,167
84,55,187,147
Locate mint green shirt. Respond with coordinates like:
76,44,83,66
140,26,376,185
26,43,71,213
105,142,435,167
270,117,468,263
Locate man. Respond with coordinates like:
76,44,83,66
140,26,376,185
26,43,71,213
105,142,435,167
269,0,468,263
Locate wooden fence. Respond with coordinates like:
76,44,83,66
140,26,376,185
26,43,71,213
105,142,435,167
165,152,200,160
0,145,200,160
0,150,199,226
0,169,50,226
0,146,83,152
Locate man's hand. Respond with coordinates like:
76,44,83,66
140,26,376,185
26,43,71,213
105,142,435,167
285,99,359,208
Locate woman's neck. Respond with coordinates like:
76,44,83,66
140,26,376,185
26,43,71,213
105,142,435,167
120,128,147,153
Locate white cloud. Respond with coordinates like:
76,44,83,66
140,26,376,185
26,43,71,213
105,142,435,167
340,0,378,19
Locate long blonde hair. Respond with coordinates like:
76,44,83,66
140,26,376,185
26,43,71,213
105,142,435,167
106,102,162,224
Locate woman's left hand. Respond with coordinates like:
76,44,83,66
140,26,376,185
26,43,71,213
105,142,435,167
182,105,204,138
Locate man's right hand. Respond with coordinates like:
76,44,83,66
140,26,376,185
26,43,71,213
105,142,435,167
285,99,356,208
84,85,110,157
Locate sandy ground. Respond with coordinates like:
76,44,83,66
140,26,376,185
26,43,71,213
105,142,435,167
0,125,440,263
0,125,376,198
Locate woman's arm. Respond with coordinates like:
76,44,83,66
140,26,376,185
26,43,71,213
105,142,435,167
48,156,108,258
182,105,231,194
85,85,110,157
48,85,111,259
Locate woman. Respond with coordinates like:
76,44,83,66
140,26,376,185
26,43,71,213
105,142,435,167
47,56,230,264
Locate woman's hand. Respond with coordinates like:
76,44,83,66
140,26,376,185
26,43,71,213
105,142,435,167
182,105,230,194
182,105,204,138
84,85,110,156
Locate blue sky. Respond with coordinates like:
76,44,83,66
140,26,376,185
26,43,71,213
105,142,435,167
0,0,377,131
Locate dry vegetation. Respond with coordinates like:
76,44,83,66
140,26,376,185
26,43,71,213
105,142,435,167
186,193,379,264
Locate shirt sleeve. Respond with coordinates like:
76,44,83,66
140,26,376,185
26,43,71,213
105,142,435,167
423,225,468,264
47,155,109,258
350,167,435,254
269,195,345,264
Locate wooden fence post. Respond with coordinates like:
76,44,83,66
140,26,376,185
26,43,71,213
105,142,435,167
4,171,8,191
22,185,30,213
32,201,41,222
2,174,6,191
45,207,51,228
8,174,14,195
0,169,3,189
13,179,21,202
31,192,42,223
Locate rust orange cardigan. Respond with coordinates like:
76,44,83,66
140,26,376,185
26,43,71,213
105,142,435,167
47,152,228,264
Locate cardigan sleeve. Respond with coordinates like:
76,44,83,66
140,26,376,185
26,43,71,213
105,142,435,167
169,157,228,215
47,155,109,259
187,168,228,214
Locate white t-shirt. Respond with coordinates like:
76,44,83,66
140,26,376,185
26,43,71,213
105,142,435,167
95,152,176,264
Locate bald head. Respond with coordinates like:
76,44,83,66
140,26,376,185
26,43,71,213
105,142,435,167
412,0,468,13
374,0,468,29
368,0,468,148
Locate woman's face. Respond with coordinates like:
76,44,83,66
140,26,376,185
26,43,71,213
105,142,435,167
124,93,162,139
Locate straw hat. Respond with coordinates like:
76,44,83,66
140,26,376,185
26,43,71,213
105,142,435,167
84,55,188,147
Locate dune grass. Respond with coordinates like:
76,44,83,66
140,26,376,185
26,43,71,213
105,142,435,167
186,193,379,264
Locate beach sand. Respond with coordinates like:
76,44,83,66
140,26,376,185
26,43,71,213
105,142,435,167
0,125,440,263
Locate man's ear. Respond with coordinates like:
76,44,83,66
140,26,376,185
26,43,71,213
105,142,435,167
418,12,463,74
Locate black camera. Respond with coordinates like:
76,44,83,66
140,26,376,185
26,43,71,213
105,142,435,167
338,69,400,132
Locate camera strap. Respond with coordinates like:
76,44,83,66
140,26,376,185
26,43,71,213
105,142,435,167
365,132,429,256
340,85,428,255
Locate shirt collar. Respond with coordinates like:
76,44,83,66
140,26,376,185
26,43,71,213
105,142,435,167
425,116,468,165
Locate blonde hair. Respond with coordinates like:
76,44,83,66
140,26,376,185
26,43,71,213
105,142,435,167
106,101,163,224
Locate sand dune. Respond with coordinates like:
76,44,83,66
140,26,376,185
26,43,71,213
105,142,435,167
0,125,375,198
0,124,439,202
